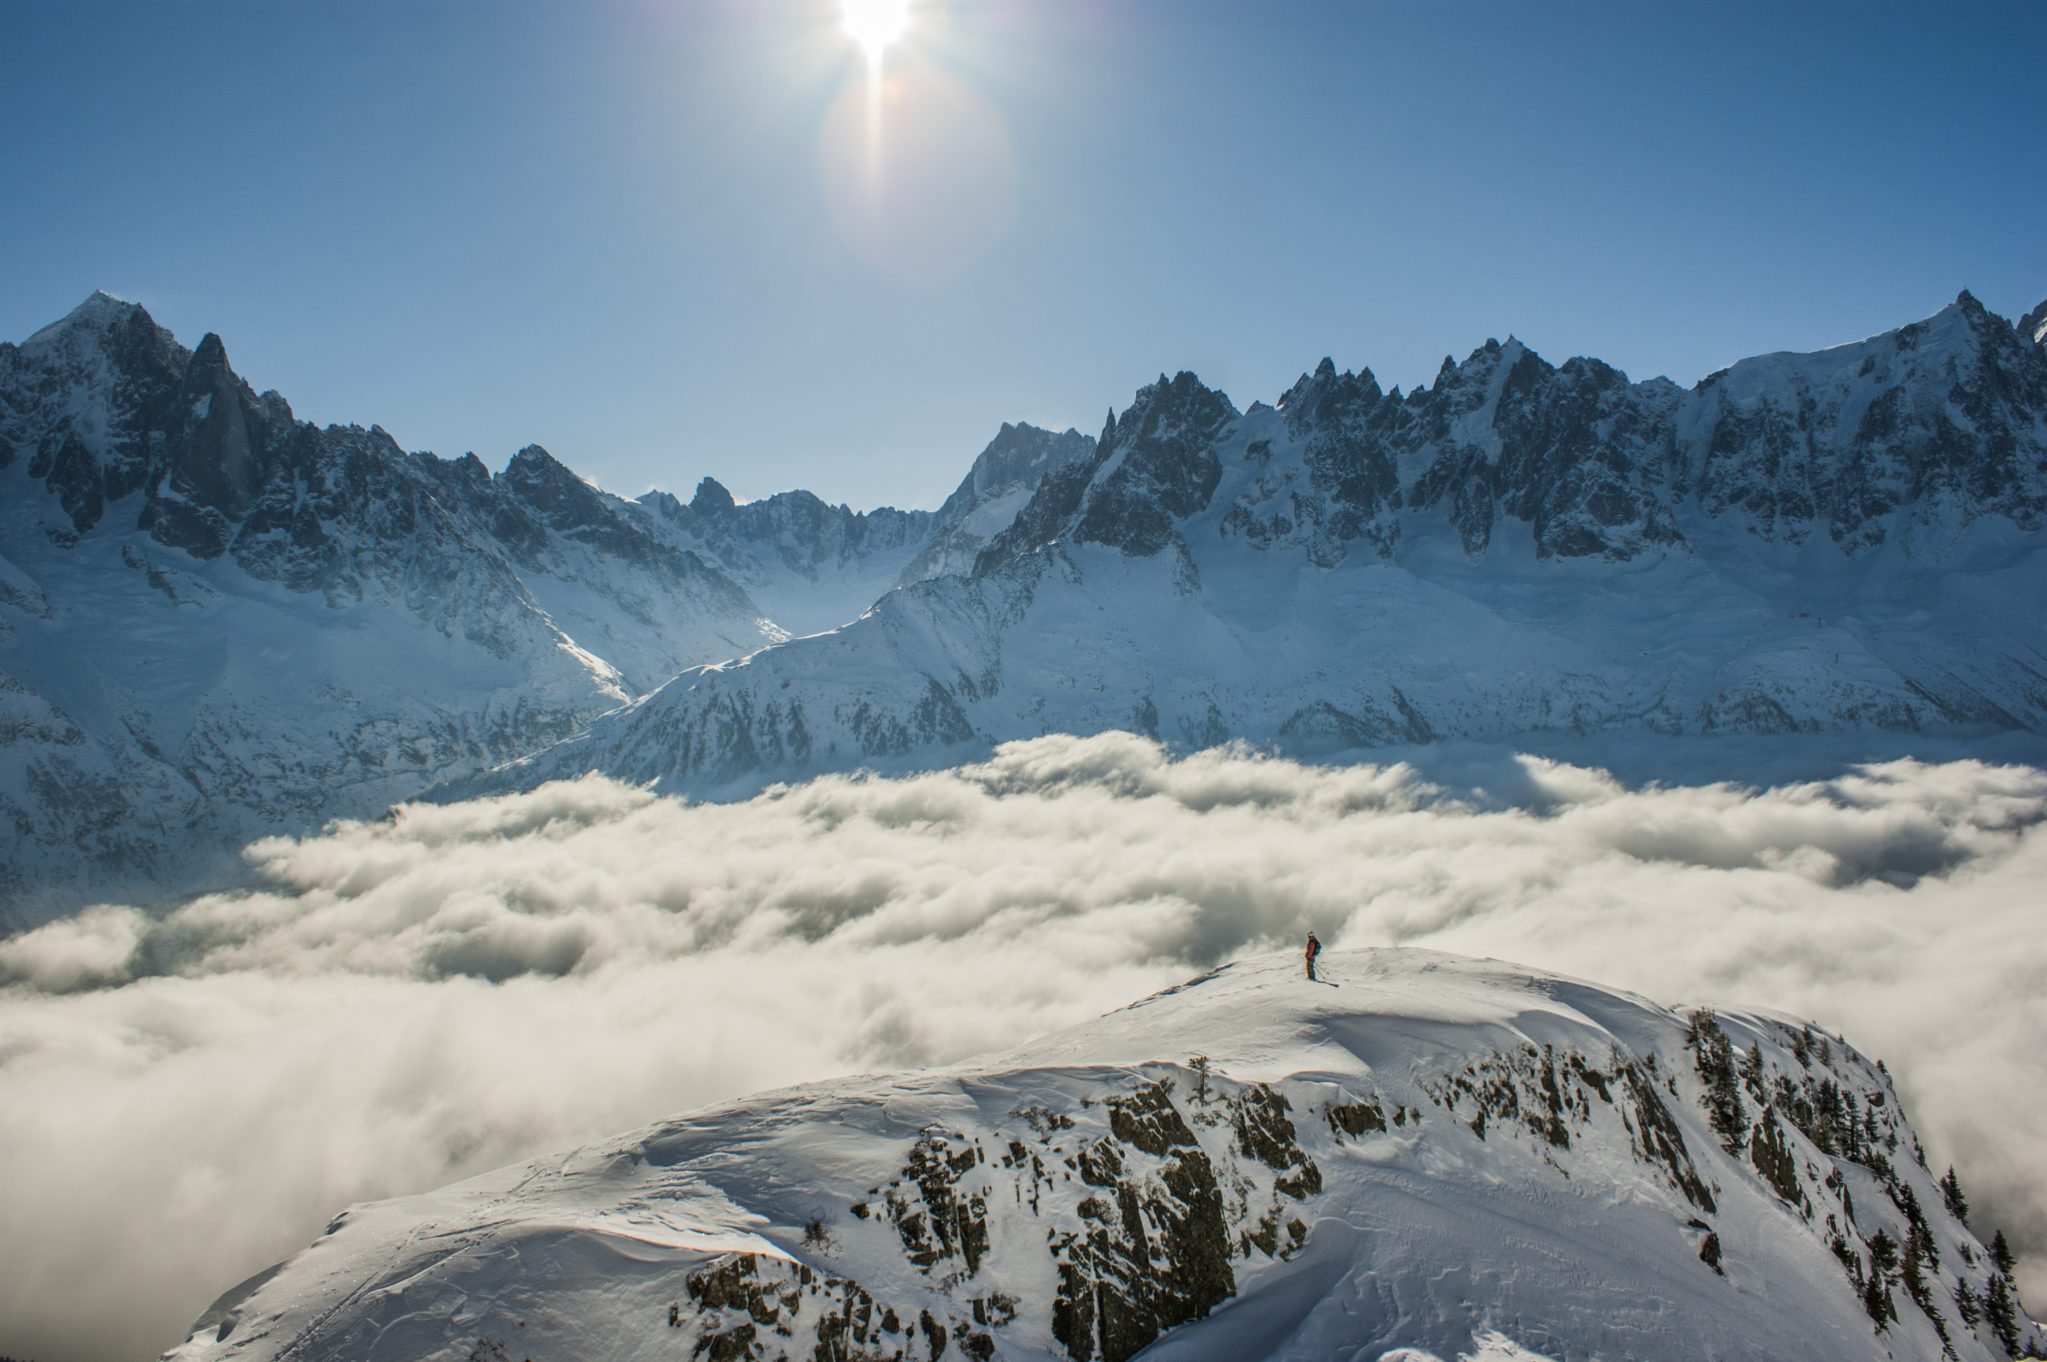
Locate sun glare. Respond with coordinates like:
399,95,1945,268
841,0,912,65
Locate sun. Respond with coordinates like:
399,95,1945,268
841,0,912,65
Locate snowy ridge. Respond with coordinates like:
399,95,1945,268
166,949,2039,1362
472,292,2047,801
634,478,932,640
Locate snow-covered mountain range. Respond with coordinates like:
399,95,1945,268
0,293,1081,922
5,290,2046,920
474,290,2047,800
166,949,2041,1362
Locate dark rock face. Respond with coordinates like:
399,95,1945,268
1,297,759,643
2018,296,2047,347
1422,1041,1716,1213
976,374,1238,573
1056,1080,1235,1362
993,293,2047,572
974,449,1102,575
1071,373,1237,558
676,1251,994,1362
0,294,791,919
1688,292,2047,550
645,480,932,583
648,1066,1321,1362
7,296,213,540
1291,360,1403,559
898,422,1096,584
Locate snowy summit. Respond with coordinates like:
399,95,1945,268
169,949,2035,1362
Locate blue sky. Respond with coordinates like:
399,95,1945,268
4,0,2043,509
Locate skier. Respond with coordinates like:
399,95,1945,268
1304,931,1322,981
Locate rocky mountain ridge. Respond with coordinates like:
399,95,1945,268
6,289,2046,918
476,291,2047,799
165,949,2040,1362
0,294,1064,923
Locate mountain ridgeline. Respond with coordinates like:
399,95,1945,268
0,292,1087,921
477,289,2047,799
166,950,2042,1362
3,289,2046,916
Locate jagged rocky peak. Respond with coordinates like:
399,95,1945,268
19,288,166,352
2018,295,2047,347
500,442,586,502
10,291,187,416
691,474,738,514
1687,286,2047,551
170,332,277,518
963,420,1095,497
890,421,1098,587
1278,356,1385,432
4,291,304,548
971,377,1237,573
1071,371,1238,556
165,950,2037,1362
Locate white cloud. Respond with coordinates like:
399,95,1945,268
1,734,2043,1361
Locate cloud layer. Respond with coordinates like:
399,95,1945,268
2,734,2044,1361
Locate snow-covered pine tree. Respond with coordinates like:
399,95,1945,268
1686,1009,1746,1153
1984,1273,2020,1355
1740,1042,1767,1103
1941,1166,1971,1222
1865,1230,1901,1330
1953,1277,1981,1328
1990,1229,2016,1276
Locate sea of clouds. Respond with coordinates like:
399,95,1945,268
2,732,2044,1361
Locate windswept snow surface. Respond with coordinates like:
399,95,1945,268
167,950,2033,1362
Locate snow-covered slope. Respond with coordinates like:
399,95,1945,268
474,293,2047,799
633,479,933,639
10,289,2047,916
0,295,1102,922
0,297,868,922
631,421,1094,636
896,422,1098,586
166,949,2040,1362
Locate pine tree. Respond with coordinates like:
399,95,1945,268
1940,1166,1970,1222
1740,1042,1767,1102
1187,1055,1213,1105
1985,1273,2020,1355
1902,1223,1940,1317
1954,1278,1981,1328
1865,1230,1901,1330
1687,1009,1746,1153
1991,1229,2016,1276
1897,1183,1937,1265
